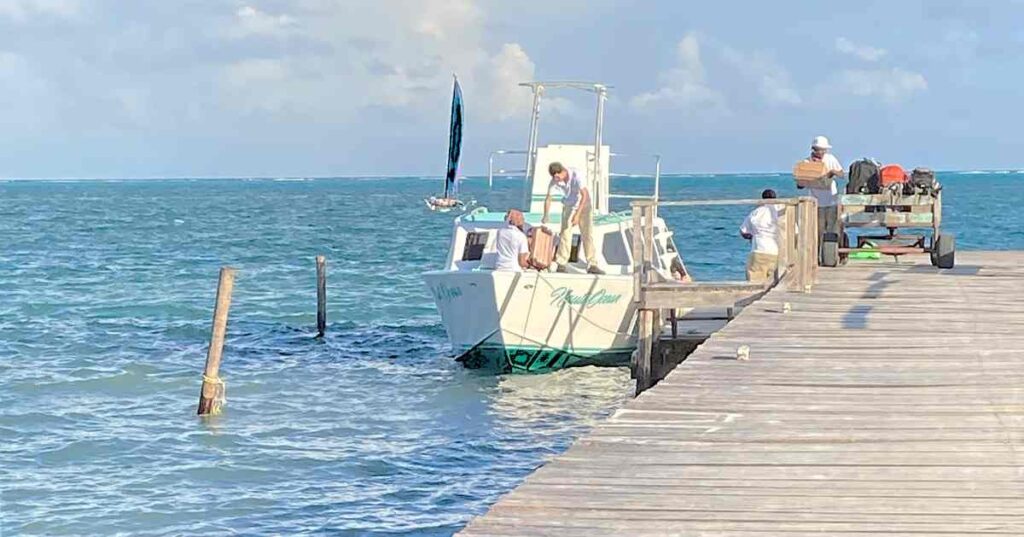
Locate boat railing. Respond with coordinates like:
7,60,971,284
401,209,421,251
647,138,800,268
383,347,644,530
487,149,530,189
605,152,662,212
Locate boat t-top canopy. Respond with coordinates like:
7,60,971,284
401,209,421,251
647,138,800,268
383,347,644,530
519,81,610,211
518,81,613,93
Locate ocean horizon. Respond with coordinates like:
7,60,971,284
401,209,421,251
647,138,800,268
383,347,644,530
5,168,1024,182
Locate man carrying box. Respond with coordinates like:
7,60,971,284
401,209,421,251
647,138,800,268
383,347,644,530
798,135,844,263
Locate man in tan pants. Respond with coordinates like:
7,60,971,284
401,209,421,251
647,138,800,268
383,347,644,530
542,162,604,274
739,189,781,284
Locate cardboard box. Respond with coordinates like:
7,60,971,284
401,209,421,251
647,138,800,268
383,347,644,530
793,160,833,189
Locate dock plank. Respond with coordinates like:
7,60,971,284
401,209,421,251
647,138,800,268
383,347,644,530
457,252,1024,535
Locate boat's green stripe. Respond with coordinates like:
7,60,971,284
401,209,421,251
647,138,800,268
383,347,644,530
455,344,634,356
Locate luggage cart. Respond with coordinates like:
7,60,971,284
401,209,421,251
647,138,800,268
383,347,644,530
823,189,954,268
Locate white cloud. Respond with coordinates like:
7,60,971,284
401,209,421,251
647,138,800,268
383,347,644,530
0,0,80,22
216,0,545,123
631,33,727,113
835,68,927,104
835,37,887,62
412,0,482,40
228,5,295,39
477,44,534,121
721,48,801,106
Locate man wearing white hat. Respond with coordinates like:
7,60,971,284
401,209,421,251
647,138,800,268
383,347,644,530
801,135,844,262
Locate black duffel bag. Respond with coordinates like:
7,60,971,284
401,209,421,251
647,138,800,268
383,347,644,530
847,158,881,194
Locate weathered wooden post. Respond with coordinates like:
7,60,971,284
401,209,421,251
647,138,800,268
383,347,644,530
636,308,654,395
631,201,644,298
794,197,819,292
786,200,803,292
633,201,657,395
809,198,820,283
198,266,236,416
316,255,327,338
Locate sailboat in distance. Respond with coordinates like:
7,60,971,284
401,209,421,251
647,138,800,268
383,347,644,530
425,74,467,212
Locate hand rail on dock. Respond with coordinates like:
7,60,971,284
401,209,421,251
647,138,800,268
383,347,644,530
629,196,819,393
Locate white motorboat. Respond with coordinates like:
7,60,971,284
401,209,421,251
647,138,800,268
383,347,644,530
423,81,688,373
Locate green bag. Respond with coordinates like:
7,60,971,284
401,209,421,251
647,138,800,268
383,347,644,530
849,240,881,260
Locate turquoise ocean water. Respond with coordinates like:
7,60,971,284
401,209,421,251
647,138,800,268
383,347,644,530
2,172,1023,535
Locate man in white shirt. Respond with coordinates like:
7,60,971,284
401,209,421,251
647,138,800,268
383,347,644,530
739,189,781,284
799,135,844,263
541,161,603,274
494,209,530,272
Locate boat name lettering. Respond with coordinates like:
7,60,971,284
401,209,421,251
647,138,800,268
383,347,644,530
549,287,622,308
432,284,463,302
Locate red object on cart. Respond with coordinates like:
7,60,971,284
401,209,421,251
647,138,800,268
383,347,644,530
879,164,908,187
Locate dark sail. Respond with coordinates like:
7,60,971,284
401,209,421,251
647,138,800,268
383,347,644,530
444,76,463,198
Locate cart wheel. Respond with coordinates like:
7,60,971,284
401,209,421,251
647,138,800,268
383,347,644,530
934,233,955,269
821,240,840,267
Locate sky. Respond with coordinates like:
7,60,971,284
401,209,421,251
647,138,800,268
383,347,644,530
1,0,1022,178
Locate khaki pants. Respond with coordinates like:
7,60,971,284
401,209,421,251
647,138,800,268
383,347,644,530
746,252,778,284
555,202,595,267
818,205,839,265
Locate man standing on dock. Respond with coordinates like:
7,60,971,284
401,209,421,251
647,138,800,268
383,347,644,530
740,189,781,284
800,135,844,261
542,162,604,274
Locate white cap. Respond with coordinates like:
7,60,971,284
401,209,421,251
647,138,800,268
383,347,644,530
811,135,831,149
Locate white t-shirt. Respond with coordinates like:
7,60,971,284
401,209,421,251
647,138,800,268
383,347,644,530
548,167,586,208
806,153,843,207
740,205,780,255
494,224,529,272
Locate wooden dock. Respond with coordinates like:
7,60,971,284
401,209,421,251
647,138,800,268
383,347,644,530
459,251,1024,535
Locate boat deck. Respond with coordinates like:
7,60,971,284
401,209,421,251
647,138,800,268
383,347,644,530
458,251,1024,535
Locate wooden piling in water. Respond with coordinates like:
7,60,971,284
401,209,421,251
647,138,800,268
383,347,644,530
197,266,236,416
316,255,327,338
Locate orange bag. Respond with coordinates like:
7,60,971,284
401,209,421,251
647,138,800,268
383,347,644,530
879,164,908,187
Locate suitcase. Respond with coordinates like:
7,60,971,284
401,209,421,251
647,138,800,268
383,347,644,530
793,160,832,189
529,226,555,270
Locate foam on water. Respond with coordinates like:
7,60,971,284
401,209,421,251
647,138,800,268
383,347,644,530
2,172,1024,535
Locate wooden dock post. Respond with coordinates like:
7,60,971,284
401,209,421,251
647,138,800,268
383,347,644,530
316,255,327,338
635,308,654,395
631,201,655,394
198,266,236,416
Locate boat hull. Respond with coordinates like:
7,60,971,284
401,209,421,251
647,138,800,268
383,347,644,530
422,270,637,373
